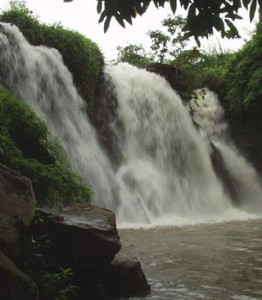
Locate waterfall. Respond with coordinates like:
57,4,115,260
0,23,118,210
105,64,262,225
189,89,262,212
0,23,261,226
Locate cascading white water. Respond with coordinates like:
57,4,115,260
0,23,118,210
0,24,261,226
189,89,262,212
105,64,262,225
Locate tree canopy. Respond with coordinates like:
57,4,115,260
65,0,261,44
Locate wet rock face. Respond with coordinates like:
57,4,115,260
0,163,35,259
210,142,240,206
93,73,123,168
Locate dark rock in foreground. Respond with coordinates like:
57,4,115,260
95,259,151,299
0,163,35,259
32,206,150,299
0,250,39,300
0,161,149,299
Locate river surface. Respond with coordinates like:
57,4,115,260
118,219,262,300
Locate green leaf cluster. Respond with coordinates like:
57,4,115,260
93,0,260,44
0,88,92,207
0,1,104,117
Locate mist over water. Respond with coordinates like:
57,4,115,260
0,24,261,226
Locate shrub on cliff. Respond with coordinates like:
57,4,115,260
0,88,92,207
0,0,104,116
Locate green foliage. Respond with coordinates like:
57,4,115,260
222,19,262,112
0,88,92,207
0,1,104,116
116,44,153,67
41,268,79,300
192,47,232,93
93,0,260,43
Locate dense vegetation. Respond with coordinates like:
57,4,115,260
0,88,92,207
220,17,262,171
0,1,104,115
222,19,262,111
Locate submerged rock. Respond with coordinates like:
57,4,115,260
0,163,35,259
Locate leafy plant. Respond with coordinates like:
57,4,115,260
41,268,80,300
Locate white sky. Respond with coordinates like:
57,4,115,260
0,0,258,61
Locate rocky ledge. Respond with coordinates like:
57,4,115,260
0,163,150,299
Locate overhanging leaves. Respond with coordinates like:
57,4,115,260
87,0,261,36
250,0,257,21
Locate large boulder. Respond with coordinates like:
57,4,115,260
0,250,39,300
0,163,35,259
32,205,121,270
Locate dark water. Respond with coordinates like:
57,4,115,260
118,219,262,300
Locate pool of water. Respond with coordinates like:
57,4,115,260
118,219,262,300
